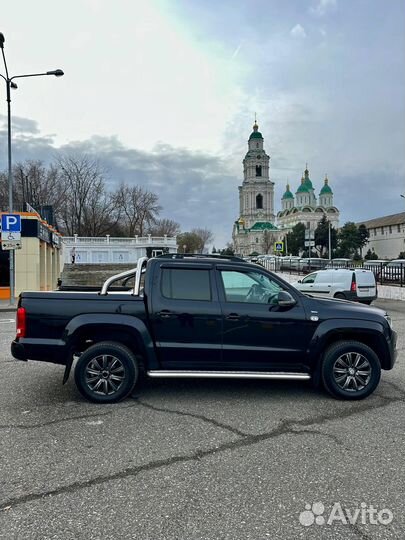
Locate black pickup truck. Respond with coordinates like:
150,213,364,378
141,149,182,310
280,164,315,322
11,254,397,403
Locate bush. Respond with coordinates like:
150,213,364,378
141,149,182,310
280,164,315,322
365,249,378,260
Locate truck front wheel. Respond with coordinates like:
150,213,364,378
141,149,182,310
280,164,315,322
74,341,138,403
321,341,381,400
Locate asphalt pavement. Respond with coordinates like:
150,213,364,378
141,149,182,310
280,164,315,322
0,299,404,540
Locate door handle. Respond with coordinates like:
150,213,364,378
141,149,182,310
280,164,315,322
226,313,240,321
158,310,173,319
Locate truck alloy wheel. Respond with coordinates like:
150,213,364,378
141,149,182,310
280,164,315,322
321,341,381,400
74,341,138,403
332,353,371,391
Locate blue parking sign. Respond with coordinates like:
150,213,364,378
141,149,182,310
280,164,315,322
1,213,21,232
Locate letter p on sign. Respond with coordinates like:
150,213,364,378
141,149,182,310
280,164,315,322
1,214,21,232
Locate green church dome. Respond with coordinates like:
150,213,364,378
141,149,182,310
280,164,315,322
320,175,333,194
282,183,294,199
249,121,263,140
296,177,309,193
303,166,313,190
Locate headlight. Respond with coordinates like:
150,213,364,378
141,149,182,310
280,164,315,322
385,314,393,330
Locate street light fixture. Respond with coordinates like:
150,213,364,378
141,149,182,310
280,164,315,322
0,32,64,304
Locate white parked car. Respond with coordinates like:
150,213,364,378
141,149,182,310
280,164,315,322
292,269,377,304
325,258,352,269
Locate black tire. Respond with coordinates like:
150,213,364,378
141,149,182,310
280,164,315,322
321,341,381,400
74,341,138,403
334,292,346,300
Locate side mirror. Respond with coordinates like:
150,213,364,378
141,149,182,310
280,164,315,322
278,291,296,308
297,279,302,283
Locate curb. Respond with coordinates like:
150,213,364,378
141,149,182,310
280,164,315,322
0,304,17,313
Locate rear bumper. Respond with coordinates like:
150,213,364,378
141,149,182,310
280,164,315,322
11,341,27,361
357,294,378,304
11,338,68,366
343,291,377,303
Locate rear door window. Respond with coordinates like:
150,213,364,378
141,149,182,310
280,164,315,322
161,268,211,301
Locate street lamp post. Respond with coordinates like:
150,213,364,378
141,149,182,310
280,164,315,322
0,32,63,304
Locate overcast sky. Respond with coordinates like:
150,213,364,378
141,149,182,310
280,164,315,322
1,0,404,246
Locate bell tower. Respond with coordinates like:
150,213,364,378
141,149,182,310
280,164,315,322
238,120,275,228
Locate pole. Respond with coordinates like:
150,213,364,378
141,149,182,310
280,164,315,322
328,221,332,260
6,78,15,304
1,34,63,306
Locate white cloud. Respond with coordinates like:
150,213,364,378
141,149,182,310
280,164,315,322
290,24,307,39
310,0,337,17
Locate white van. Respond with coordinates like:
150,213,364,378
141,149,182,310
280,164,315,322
292,269,377,304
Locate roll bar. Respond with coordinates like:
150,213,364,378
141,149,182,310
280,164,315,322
99,256,148,296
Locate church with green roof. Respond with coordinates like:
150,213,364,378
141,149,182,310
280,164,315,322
277,165,339,233
232,121,339,256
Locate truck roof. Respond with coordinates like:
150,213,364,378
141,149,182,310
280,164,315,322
155,253,245,263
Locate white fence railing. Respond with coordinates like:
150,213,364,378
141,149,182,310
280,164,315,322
61,235,178,264
63,235,177,246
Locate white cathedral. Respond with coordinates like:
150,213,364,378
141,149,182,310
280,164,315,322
232,121,340,256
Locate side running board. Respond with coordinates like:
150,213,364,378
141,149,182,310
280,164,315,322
147,370,311,380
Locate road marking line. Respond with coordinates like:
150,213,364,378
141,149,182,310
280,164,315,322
86,420,104,426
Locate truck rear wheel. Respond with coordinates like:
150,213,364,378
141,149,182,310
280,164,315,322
74,341,138,403
321,341,381,400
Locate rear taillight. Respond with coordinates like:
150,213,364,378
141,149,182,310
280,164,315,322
16,307,26,338
351,274,357,293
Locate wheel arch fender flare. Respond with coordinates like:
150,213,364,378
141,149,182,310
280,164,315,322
62,314,158,383
309,319,386,369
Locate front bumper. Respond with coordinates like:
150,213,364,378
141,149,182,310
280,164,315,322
387,330,398,370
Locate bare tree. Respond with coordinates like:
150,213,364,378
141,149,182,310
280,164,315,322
17,161,64,210
0,172,9,210
113,184,161,236
0,160,65,216
148,218,181,237
191,228,214,253
57,155,118,236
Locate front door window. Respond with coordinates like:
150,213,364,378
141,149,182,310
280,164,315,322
220,269,284,305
